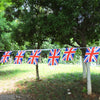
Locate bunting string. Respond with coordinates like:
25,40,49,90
0,46,100,65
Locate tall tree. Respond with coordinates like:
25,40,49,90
38,0,100,78
5,0,48,48
37,0,100,95
5,0,49,80
4,0,100,93
39,0,100,50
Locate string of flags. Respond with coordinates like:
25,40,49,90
0,47,100,65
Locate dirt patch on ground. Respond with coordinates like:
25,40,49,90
0,94,15,100
0,94,31,100
0,78,22,94
0,77,34,100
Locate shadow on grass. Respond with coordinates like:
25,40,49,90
15,72,100,100
0,69,28,80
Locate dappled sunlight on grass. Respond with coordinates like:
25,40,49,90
15,72,83,100
0,64,100,100
38,64,83,79
15,72,100,100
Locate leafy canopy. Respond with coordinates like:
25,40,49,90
3,0,100,50
38,0,100,47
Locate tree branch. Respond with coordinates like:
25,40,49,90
67,42,79,48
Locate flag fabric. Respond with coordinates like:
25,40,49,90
0,51,12,63
14,50,26,64
84,47,100,62
27,50,42,65
62,48,77,61
48,49,60,65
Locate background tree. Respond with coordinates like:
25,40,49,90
4,0,50,80
37,0,100,80
3,0,100,94
4,0,47,49
0,10,11,50
37,0,100,95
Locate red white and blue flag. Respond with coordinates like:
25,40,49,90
84,47,100,62
0,51,12,63
27,50,42,65
14,50,26,64
48,49,60,65
62,48,77,61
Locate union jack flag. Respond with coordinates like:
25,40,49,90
27,50,42,65
48,49,60,65
62,48,77,61
14,50,26,64
84,47,100,62
0,51,12,63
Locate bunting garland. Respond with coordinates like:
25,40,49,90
84,47,100,62
62,48,77,61
0,46,100,65
48,49,60,65
14,50,26,64
27,50,42,65
0,51,12,63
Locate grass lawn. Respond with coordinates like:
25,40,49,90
0,64,100,100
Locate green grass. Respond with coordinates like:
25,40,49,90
0,64,100,100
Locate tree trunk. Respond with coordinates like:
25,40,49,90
81,49,87,80
36,64,40,80
10,56,13,64
87,63,92,95
82,57,87,79
35,42,41,81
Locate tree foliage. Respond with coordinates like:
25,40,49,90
2,0,100,52
4,0,48,49
38,0,100,48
